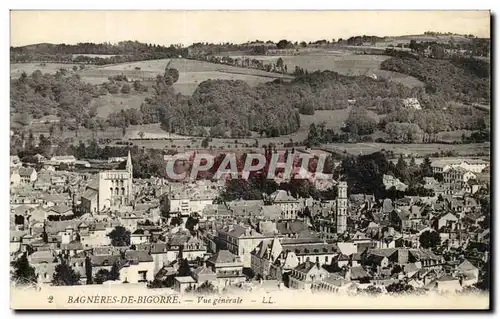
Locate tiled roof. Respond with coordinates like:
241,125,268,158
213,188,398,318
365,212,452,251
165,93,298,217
207,250,239,264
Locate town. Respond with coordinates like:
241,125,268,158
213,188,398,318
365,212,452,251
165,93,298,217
9,11,491,305
10,146,490,296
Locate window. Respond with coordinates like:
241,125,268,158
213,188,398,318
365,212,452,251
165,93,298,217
138,271,147,282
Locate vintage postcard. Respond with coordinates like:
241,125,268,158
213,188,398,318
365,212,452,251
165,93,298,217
9,10,491,310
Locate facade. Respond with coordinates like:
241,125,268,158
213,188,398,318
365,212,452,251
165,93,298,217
269,190,300,220
217,224,269,268
443,167,477,184
206,250,246,288
81,151,134,213
288,261,330,290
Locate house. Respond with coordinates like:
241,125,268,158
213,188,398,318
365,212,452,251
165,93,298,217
182,236,207,260
288,260,330,290
443,167,476,184
206,250,246,288
281,239,338,266
250,237,283,279
434,212,459,231
269,190,300,220
192,266,217,287
10,155,22,168
18,167,38,184
402,98,422,110
79,223,111,248
50,155,76,165
455,259,479,281
217,224,269,267
80,189,99,215
47,205,73,218
130,229,151,245
383,174,408,191
10,170,21,186
119,250,155,284
260,205,284,220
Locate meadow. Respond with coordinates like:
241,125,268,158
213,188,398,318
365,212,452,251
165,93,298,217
322,142,490,157
228,51,424,88
80,58,288,95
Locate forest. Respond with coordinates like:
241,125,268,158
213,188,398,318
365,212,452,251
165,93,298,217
10,41,188,64
380,55,490,104
10,69,99,129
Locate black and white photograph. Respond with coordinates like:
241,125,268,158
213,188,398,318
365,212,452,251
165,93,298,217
8,10,491,310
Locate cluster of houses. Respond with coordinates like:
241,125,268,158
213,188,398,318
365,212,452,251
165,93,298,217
10,152,490,295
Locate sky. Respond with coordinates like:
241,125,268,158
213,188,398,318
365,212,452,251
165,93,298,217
10,10,491,47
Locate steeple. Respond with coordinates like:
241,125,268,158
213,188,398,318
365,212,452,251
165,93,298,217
126,150,133,175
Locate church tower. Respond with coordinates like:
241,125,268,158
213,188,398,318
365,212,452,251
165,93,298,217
336,181,348,234
126,150,133,175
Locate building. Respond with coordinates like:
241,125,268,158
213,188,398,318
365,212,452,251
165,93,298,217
383,174,408,191
17,167,38,184
288,260,330,290
206,250,246,288
269,190,300,220
336,182,348,234
10,156,22,168
217,224,269,267
402,98,422,110
443,167,477,184
81,151,133,213
50,155,77,165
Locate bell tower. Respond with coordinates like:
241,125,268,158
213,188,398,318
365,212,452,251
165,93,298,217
336,181,348,234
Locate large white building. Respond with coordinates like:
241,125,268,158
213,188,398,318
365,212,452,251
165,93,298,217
81,151,134,214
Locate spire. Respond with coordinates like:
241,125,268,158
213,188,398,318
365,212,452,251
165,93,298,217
126,150,133,174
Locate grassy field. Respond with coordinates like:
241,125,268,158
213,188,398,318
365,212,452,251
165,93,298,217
322,142,490,157
79,58,289,95
10,63,83,78
10,59,287,96
89,92,151,118
228,51,424,88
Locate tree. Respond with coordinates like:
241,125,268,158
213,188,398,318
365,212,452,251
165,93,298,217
170,216,183,226
430,44,446,59
201,137,210,148
276,39,291,49
345,107,378,135
94,269,111,284
196,281,216,293
177,258,191,276
110,262,121,280
386,281,414,293
85,255,93,284
108,84,120,94
12,253,37,286
72,65,78,72
419,156,433,177
52,262,81,286
419,230,441,249
165,68,180,83
108,226,131,247
395,154,409,182
121,83,131,94
138,131,145,139
276,58,284,72
409,40,417,51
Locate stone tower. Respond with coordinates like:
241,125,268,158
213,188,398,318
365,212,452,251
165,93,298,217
336,181,348,234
